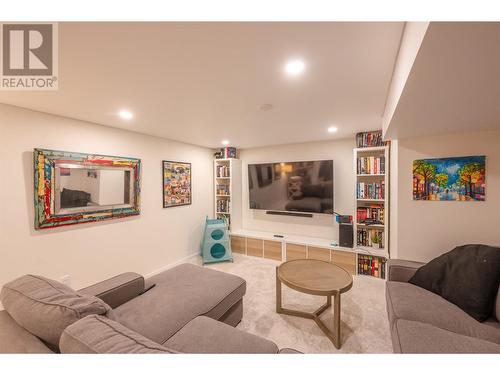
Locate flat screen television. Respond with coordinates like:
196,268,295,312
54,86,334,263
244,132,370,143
248,160,334,214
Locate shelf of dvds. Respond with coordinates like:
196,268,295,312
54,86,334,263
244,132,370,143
353,133,390,278
214,158,241,231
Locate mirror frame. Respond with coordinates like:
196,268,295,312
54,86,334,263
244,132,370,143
34,148,141,230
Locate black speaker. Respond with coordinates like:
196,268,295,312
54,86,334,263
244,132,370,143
339,223,353,248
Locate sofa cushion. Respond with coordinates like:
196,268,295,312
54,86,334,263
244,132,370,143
113,263,246,344
386,281,500,345
0,310,54,354
409,244,500,321
60,315,176,354
393,319,500,354
164,316,279,353
0,275,111,347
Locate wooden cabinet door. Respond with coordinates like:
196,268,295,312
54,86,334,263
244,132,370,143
231,235,246,254
264,240,282,261
307,246,331,262
332,250,357,275
285,243,307,261
247,238,264,257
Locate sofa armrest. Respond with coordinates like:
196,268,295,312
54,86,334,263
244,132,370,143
164,316,280,354
78,272,144,308
387,259,425,282
60,315,176,354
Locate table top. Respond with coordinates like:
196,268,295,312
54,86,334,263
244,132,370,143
277,259,353,296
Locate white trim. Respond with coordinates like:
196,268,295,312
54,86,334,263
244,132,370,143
144,251,199,279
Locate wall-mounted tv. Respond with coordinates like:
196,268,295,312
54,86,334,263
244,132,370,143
248,160,334,214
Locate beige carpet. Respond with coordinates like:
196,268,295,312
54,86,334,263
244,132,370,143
189,254,392,354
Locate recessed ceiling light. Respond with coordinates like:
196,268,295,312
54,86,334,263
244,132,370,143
284,59,305,76
118,110,133,120
327,126,338,133
221,140,230,146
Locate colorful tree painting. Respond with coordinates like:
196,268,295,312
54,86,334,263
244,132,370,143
412,156,486,201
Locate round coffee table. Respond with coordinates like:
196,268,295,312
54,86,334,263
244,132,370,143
276,259,353,348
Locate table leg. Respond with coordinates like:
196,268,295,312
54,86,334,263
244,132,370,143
276,266,282,313
333,291,341,349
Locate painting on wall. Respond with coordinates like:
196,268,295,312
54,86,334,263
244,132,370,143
413,156,486,201
34,148,141,230
163,160,192,208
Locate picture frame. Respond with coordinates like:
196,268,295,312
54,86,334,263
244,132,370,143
162,160,192,208
412,155,486,201
34,148,141,230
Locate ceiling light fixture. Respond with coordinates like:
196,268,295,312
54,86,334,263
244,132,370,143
327,126,338,133
118,109,133,120
284,59,305,76
221,140,230,146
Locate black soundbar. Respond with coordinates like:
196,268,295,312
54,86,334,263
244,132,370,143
265,210,313,218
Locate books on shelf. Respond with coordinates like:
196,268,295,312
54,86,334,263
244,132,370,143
215,147,237,159
216,213,231,228
358,255,386,278
216,199,230,213
357,181,385,200
357,228,384,247
357,156,385,175
356,131,385,148
356,205,384,224
216,165,230,177
216,184,230,195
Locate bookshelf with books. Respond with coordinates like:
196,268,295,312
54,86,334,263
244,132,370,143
214,158,242,231
353,131,390,278
358,254,387,279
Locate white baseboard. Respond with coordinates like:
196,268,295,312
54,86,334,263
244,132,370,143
144,252,200,279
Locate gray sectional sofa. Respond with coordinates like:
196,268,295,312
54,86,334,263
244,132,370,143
0,263,298,354
386,259,500,353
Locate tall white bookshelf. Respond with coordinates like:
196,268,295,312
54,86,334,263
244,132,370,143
353,145,390,263
214,158,242,231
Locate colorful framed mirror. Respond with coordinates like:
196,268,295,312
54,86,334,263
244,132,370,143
34,148,141,229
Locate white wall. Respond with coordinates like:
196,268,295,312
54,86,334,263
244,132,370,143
239,138,356,240
98,169,125,205
392,130,500,262
0,104,213,290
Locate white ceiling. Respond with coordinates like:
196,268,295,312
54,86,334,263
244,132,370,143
0,22,404,149
385,22,500,139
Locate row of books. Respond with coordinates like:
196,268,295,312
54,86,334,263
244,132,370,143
356,205,384,224
216,213,231,228
357,228,384,247
215,147,237,159
358,255,386,278
216,184,230,195
356,131,385,148
216,165,230,177
357,181,385,200
357,156,385,175
216,199,230,213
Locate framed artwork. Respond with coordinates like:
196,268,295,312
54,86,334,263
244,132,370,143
163,160,192,208
413,156,486,201
34,148,141,230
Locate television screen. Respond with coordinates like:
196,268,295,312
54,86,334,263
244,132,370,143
248,160,334,214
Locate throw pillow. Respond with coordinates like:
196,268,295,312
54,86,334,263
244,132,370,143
0,274,112,347
409,244,500,322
